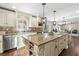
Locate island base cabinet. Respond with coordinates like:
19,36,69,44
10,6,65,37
54,44,59,56
27,34,68,56
58,39,64,55
38,45,44,56
44,42,51,56
50,41,55,56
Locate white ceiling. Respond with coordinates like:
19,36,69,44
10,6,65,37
0,3,79,22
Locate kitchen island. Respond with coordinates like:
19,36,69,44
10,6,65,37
23,33,68,56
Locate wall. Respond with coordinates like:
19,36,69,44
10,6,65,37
65,22,79,31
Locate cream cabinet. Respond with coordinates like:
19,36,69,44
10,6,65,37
29,16,41,27
0,11,6,26
44,42,51,56
54,39,59,56
32,17,38,27
38,45,44,56
29,16,38,27
0,9,16,27
50,41,55,56
6,12,16,27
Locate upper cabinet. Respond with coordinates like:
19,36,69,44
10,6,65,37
0,9,42,27
31,16,38,27
29,16,41,27
16,11,42,27
0,9,16,27
16,11,30,21
6,12,16,27
0,11,6,26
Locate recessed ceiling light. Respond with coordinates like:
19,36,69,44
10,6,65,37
12,5,16,9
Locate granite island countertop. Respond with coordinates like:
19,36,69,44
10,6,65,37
23,32,67,46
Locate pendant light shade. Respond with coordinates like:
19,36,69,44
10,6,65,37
42,3,46,19
42,3,47,33
42,3,46,24
53,10,56,25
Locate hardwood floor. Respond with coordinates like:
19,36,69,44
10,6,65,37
0,47,29,56
0,36,79,56
59,36,79,56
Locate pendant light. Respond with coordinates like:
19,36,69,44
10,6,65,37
62,17,66,25
53,10,56,25
42,3,47,33
42,3,46,23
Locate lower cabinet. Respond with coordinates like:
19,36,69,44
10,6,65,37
44,42,51,56
54,39,60,56
38,45,44,56
50,41,55,56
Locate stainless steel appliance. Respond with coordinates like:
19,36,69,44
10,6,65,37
3,35,17,51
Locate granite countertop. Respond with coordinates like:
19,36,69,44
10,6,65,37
0,31,17,35
0,31,6,35
23,32,67,46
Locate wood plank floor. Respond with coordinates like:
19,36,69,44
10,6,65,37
0,47,29,56
0,36,79,56
59,36,79,56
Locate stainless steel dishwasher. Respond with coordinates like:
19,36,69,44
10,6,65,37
3,35,17,51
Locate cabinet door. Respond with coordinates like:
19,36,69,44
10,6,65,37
50,41,55,56
57,38,63,55
0,11,6,26
0,10,16,27
38,45,44,56
54,39,59,56
6,12,16,27
30,17,38,27
44,42,51,56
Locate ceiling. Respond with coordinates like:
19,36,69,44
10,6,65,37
0,3,79,22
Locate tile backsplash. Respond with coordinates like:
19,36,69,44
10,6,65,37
0,26,16,34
